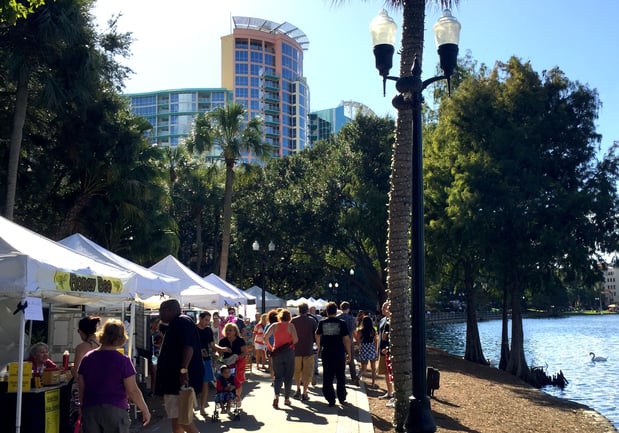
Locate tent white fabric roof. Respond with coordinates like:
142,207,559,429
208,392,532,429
0,216,134,306
245,285,286,308
149,256,237,309
203,273,255,304
59,233,180,298
0,217,136,433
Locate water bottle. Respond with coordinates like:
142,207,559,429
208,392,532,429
62,350,70,370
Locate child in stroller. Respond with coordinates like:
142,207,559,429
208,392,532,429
212,365,241,421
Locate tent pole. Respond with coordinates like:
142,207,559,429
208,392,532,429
15,298,26,433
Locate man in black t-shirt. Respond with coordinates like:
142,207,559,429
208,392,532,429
316,301,352,406
156,299,204,432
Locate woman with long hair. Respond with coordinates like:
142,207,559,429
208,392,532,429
264,309,299,408
253,313,269,371
354,315,378,388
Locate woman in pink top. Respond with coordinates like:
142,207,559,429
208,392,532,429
264,309,298,408
253,314,268,371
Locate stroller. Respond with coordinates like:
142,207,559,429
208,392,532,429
211,364,242,421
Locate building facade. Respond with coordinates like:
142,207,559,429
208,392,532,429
221,16,310,160
308,101,375,146
128,88,233,148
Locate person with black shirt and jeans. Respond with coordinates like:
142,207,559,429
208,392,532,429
316,301,352,407
196,311,215,416
156,299,203,433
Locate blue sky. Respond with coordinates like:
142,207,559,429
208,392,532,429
94,0,618,156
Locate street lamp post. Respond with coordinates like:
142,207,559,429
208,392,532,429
370,8,461,433
252,240,275,314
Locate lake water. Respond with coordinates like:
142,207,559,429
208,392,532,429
426,314,619,429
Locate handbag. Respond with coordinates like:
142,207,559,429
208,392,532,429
178,385,197,425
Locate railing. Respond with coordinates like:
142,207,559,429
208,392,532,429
426,311,507,324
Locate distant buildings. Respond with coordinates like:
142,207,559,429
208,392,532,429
128,88,233,148
127,16,365,159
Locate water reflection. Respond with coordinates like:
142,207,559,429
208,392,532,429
427,314,619,429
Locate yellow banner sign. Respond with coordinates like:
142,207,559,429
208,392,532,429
54,271,123,294
44,388,60,433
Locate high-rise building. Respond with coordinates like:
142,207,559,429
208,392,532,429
127,88,233,147
221,16,310,160
308,101,376,146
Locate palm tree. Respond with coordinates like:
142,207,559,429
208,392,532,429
334,1,457,429
185,102,268,280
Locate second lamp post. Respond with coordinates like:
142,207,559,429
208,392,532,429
370,8,461,433
252,240,275,314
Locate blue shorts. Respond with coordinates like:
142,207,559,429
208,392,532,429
203,359,214,382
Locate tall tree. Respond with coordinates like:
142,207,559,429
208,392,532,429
428,56,619,383
1,0,132,220
184,103,267,280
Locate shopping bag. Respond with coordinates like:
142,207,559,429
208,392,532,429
178,386,197,425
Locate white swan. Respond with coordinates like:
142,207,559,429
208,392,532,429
590,352,607,362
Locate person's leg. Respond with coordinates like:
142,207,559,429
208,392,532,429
335,353,348,403
321,357,336,405
293,356,303,397
358,360,367,382
348,352,358,385
301,355,314,398
370,359,377,387
283,351,295,403
273,354,285,397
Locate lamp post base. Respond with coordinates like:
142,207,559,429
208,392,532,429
405,395,436,433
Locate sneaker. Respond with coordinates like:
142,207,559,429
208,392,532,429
386,398,396,408
328,401,336,407
294,390,302,400
378,392,393,400
301,394,310,401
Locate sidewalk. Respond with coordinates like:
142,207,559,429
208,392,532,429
133,365,374,433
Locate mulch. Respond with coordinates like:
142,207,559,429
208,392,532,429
366,347,617,433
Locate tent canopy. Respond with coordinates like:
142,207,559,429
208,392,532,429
246,285,286,309
59,233,180,298
0,216,134,306
203,273,255,304
149,256,237,309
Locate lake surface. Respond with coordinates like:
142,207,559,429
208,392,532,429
427,314,619,429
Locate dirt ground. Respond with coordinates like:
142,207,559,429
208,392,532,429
366,347,617,433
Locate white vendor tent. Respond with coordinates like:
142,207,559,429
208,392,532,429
149,256,237,309
0,216,135,433
246,285,286,309
59,233,181,298
203,273,255,305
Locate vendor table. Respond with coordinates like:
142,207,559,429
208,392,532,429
0,380,71,433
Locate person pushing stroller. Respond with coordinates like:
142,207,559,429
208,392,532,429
214,365,241,415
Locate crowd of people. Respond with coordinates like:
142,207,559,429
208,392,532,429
24,298,392,433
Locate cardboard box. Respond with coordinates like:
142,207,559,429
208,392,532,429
8,361,32,392
41,368,60,386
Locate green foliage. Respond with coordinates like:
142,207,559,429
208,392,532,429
0,0,45,25
230,115,393,309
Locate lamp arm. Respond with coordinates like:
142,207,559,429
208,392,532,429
421,75,446,91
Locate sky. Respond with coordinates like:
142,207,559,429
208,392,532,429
93,0,618,156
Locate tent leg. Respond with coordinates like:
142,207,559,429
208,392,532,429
15,299,26,433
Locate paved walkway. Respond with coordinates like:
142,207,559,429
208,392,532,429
133,363,374,433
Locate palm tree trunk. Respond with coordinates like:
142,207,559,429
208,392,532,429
5,68,29,220
219,160,234,280
387,0,426,430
